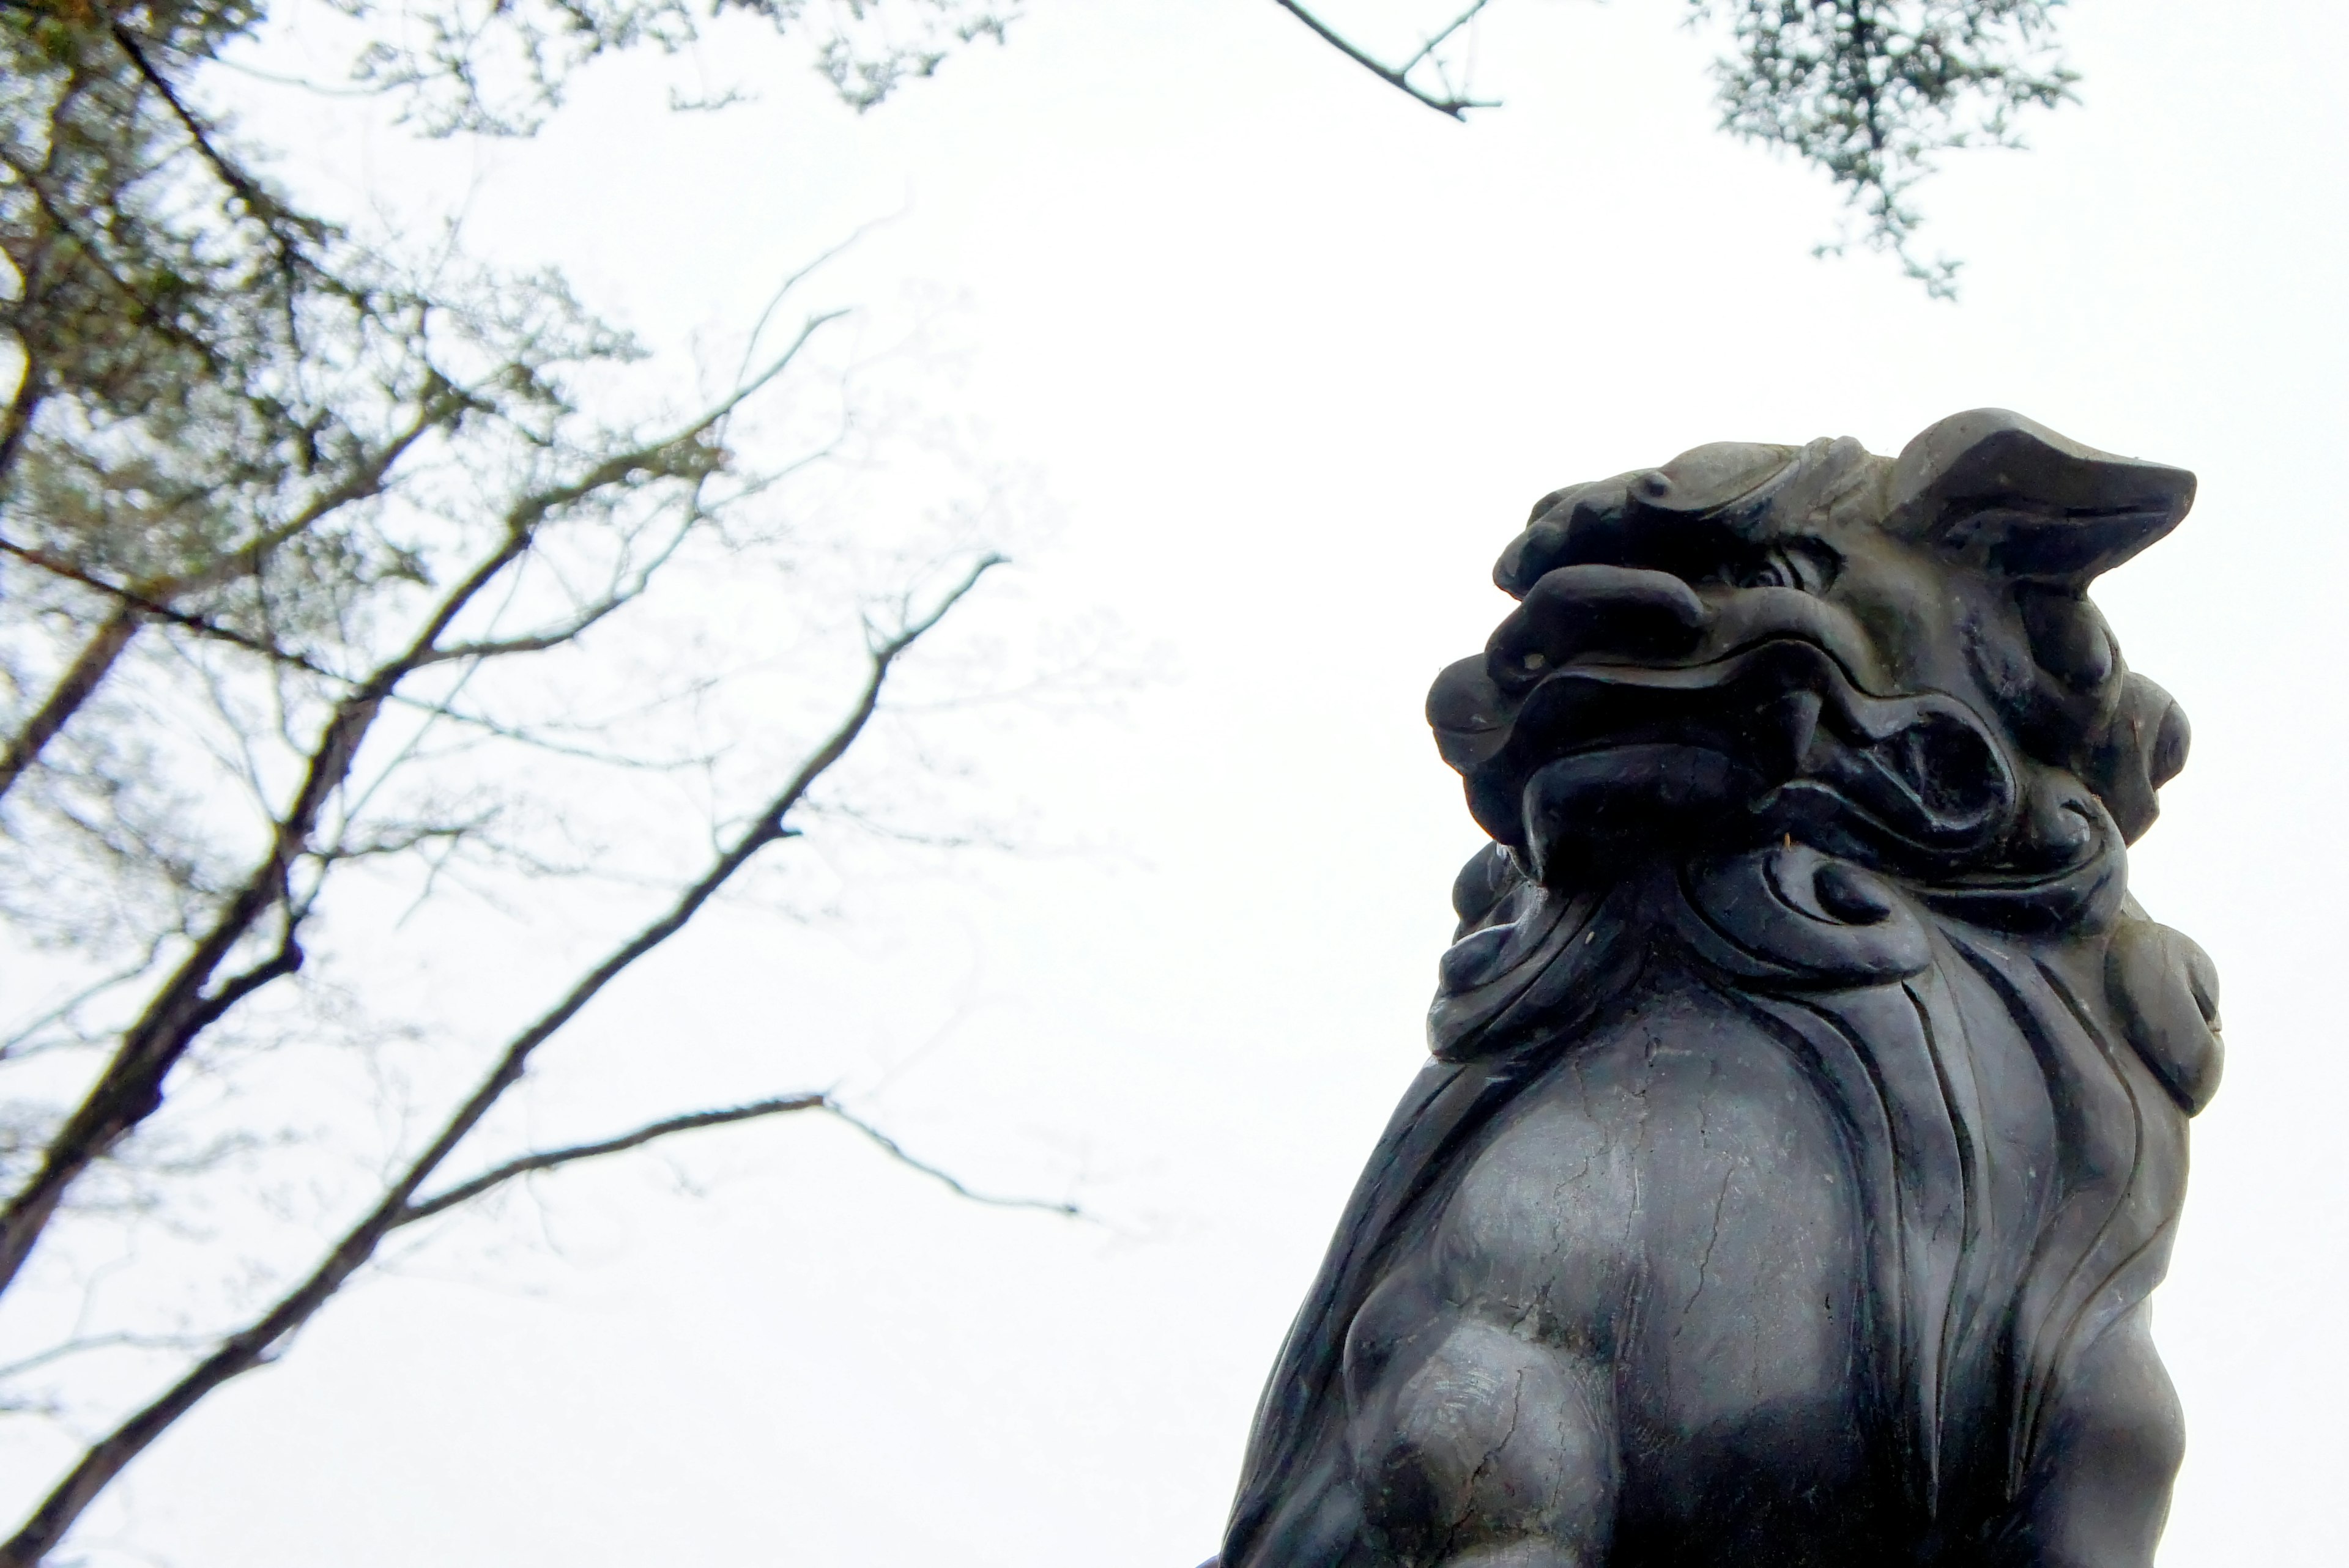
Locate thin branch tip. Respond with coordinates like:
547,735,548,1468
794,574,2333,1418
1272,0,1499,117
828,1105,1083,1219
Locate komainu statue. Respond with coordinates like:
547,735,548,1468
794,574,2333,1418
1211,411,2221,1568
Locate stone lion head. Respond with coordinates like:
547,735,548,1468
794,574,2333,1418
1426,409,2194,891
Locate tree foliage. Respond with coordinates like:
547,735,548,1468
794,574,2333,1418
1280,0,2079,294
1702,1,2075,295
347,0,1017,130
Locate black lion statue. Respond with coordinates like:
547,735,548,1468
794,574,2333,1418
1211,410,2221,1568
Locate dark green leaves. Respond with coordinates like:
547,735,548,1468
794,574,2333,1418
1696,0,2078,297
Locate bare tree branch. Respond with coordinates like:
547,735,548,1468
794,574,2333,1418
102,18,309,243
0,605,141,804
396,1093,829,1223
0,1333,209,1385
0,335,42,486
0,364,844,1302
160,380,472,601
0,538,523,1296
413,492,703,667
0,940,172,1062
173,927,306,1044
1398,0,1493,76
825,1104,1081,1217
0,553,1004,1567
1270,0,1499,119
0,537,341,678
310,819,484,868
398,1094,1082,1226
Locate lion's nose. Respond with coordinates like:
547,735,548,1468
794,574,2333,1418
1485,564,1711,695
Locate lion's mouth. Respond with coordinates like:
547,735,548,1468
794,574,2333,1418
1436,635,2017,881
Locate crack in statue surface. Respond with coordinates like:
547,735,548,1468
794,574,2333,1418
1204,410,2222,1568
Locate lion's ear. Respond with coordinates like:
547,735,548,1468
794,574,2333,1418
2107,914,2223,1115
1888,409,2195,586
2080,673,2192,845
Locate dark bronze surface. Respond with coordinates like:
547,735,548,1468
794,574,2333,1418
1212,411,2218,1568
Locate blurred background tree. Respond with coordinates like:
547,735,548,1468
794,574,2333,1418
0,0,2086,1559
0,2,1050,1559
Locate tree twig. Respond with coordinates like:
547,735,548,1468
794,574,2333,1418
396,1094,831,1223
396,1095,1082,1227
0,536,342,677
0,940,173,1062
0,1333,209,1384
1269,0,1499,118
824,1104,1080,1217
1398,0,1493,76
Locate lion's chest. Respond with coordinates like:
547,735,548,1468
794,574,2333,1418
1428,950,2068,1536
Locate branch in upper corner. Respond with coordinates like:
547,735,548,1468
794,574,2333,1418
1271,0,1501,119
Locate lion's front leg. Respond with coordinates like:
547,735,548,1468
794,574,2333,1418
1341,1265,1620,1568
1992,1301,2186,1568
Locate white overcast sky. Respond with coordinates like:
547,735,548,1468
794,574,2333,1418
25,2,2349,1564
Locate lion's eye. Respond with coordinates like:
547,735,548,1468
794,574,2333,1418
1733,543,1837,594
